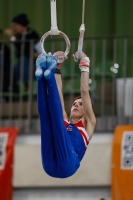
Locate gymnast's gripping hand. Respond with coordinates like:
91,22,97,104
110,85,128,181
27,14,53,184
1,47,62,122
73,52,90,73
53,51,68,64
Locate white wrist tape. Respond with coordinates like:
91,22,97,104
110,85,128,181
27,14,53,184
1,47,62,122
79,56,90,73
79,66,89,73
81,56,90,62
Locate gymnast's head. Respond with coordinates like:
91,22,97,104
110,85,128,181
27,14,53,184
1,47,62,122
70,96,84,121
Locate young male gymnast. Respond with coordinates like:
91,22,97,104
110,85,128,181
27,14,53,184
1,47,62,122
35,51,96,178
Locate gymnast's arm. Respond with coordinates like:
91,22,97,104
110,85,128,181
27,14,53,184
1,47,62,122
54,51,68,120
74,52,96,138
80,69,96,138
55,73,68,120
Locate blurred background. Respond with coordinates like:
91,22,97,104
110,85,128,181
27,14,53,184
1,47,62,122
0,0,133,200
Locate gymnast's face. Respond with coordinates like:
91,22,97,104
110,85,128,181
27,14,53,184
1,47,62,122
70,98,84,119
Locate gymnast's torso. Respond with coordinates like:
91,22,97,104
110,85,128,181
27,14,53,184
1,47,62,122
64,119,91,161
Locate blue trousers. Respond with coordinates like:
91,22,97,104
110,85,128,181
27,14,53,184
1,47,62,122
37,60,80,178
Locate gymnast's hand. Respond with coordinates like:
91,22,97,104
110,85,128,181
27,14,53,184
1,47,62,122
73,51,87,61
73,51,90,72
53,51,68,63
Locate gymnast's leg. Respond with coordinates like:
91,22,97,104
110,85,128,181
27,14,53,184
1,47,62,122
44,54,80,178
36,54,55,172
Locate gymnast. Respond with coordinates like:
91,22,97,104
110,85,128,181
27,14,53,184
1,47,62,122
35,51,96,178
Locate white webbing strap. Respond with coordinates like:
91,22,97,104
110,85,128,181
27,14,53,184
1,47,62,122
40,0,71,55
50,0,59,35
82,0,85,24
75,0,86,61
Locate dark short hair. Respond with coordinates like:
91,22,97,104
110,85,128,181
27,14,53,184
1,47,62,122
72,96,81,104
72,95,94,109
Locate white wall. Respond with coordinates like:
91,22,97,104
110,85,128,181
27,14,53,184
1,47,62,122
13,133,113,187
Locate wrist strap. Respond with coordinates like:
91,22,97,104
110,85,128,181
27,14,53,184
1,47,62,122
79,61,89,67
81,56,90,62
79,66,89,73
54,68,61,74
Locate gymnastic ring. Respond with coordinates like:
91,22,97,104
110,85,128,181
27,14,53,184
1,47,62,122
40,31,71,56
